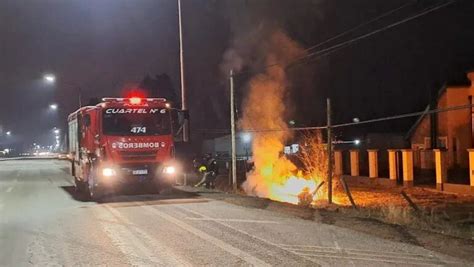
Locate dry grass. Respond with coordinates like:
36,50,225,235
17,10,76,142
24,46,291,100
299,131,328,181
333,184,474,239
298,130,344,200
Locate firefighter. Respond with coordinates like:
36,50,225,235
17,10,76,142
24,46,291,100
194,154,218,189
192,156,207,187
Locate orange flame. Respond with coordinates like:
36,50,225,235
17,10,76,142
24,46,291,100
240,30,324,205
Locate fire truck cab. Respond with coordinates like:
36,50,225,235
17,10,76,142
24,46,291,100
68,97,186,200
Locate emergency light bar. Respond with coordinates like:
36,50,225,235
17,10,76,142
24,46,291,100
102,97,167,103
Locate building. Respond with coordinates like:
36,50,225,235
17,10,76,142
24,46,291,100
202,133,253,159
408,71,474,169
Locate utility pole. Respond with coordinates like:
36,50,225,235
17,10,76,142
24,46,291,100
327,98,333,204
230,70,237,190
178,0,188,142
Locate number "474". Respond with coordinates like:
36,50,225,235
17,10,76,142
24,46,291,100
130,127,146,134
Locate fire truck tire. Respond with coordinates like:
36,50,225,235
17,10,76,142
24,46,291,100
87,180,104,201
74,177,86,193
87,168,104,201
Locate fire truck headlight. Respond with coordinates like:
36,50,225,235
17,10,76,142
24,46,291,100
163,166,176,175
102,167,116,177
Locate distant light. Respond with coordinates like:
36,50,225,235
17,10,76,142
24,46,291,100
165,103,171,108
289,120,296,126
53,129,60,134
129,97,142,105
6,131,11,136
354,139,361,145
241,132,252,143
353,118,360,123
50,103,58,110
44,74,56,83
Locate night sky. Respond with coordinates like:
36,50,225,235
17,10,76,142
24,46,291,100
1,0,473,150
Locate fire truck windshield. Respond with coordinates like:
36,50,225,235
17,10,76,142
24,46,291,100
102,108,171,136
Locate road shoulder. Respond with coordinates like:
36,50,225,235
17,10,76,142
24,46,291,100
179,186,474,262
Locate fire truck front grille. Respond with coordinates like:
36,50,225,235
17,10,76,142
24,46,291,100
119,150,158,161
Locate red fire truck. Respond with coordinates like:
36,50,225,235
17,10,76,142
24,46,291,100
68,97,187,200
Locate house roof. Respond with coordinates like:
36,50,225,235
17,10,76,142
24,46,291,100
405,105,430,140
405,71,473,140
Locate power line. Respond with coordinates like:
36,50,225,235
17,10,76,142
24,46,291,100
211,1,458,135
304,1,415,54
232,103,474,133
303,0,456,61
332,103,471,129
274,1,416,70
234,0,456,78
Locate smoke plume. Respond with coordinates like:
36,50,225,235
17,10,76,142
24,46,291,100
233,29,309,200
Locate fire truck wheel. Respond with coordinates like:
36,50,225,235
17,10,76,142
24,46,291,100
74,177,86,193
87,168,104,201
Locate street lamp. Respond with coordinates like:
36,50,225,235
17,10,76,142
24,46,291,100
49,103,58,110
43,74,56,83
42,74,82,108
6,131,11,136
53,129,60,135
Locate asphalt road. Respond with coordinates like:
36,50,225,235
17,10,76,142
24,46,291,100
0,159,470,266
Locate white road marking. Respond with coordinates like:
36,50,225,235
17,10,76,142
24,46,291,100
95,205,165,266
293,249,443,263
280,244,453,265
104,204,192,266
6,186,13,193
294,252,445,266
331,231,355,266
139,203,271,267
278,244,438,258
175,206,328,266
185,217,280,224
